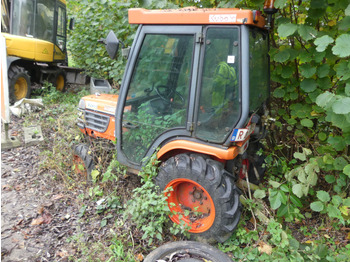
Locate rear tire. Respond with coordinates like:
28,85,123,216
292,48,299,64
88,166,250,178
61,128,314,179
72,143,95,181
144,241,232,262
53,70,67,92
8,65,31,103
155,153,241,243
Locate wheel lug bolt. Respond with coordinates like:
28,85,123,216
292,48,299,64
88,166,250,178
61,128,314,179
200,201,203,205
204,196,207,200
192,199,196,203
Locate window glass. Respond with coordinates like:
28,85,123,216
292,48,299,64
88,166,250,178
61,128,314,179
249,28,269,111
195,27,240,143
35,0,54,42
122,34,194,162
56,6,66,50
12,0,35,37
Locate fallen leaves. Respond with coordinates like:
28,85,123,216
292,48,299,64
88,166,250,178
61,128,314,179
258,241,273,255
31,209,53,226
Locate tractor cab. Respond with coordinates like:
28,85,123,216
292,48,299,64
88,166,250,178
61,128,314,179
79,7,270,169
76,6,274,243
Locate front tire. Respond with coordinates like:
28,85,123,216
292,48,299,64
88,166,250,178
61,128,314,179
72,143,95,181
8,65,31,103
155,153,241,243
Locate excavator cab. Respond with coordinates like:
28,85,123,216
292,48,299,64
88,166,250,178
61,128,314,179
76,6,274,243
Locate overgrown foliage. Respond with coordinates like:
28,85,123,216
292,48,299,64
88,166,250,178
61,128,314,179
65,0,350,259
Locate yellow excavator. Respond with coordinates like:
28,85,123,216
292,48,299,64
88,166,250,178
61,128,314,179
1,0,68,103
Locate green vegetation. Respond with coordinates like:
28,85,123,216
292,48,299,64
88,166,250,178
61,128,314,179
27,0,350,260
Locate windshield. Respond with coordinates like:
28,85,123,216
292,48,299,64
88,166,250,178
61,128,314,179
122,33,194,163
195,27,240,143
10,0,65,49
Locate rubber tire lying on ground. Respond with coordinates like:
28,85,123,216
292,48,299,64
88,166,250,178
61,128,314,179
144,241,232,262
72,143,95,181
155,153,241,244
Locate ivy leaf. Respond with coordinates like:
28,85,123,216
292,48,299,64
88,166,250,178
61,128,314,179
317,190,331,203
298,25,317,41
310,201,324,212
278,23,298,38
314,35,334,52
300,78,317,93
301,119,314,128
332,34,350,57
332,97,350,114
300,64,316,78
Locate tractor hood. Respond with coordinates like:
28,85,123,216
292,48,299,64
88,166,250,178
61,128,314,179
78,93,118,115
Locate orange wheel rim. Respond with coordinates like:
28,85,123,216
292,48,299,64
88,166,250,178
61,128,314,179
14,77,28,99
165,178,215,233
73,154,87,179
56,75,65,91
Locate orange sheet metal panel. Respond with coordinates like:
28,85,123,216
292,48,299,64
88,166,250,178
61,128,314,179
157,140,240,160
129,8,265,28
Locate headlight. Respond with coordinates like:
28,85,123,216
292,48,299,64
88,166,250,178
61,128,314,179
78,99,86,109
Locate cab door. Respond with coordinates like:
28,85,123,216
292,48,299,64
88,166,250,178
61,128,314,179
116,25,202,168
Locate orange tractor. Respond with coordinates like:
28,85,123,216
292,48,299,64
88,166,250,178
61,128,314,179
75,2,277,243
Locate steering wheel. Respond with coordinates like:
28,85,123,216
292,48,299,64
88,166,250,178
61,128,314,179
155,85,185,106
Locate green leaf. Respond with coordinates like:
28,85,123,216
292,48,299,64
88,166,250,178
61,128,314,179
310,201,324,212
346,4,350,16
278,23,298,38
314,35,334,52
316,91,335,109
294,152,306,161
300,64,317,78
269,192,282,210
345,84,350,96
254,189,266,199
327,205,342,219
269,180,281,188
298,25,317,41
339,16,350,31
301,119,314,128
318,132,327,141
332,34,350,58
300,78,317,93
292,184,304,198
333,157,348,171
335,61,350,80
325,175,336,183
273,88,286,98
317,190,330,202
317,64,330,78
332,97,350,114
274,0,287,9
328,136,347,151
274,49,291,63
344,164,350,177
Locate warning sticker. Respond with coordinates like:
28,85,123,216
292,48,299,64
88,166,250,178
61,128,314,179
209,14,237,23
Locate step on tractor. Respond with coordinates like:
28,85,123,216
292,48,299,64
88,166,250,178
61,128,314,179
1,0,69,103
74,1,277,243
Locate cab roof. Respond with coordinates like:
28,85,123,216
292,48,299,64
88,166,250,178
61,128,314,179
128,7,266,29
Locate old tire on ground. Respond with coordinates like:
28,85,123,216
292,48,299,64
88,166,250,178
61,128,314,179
8,65,31,103
73,143,94,181
144,241,232,262
51,69,67,92
155,153,241,243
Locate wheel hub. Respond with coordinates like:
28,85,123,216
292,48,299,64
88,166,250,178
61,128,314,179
165,179,215,233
